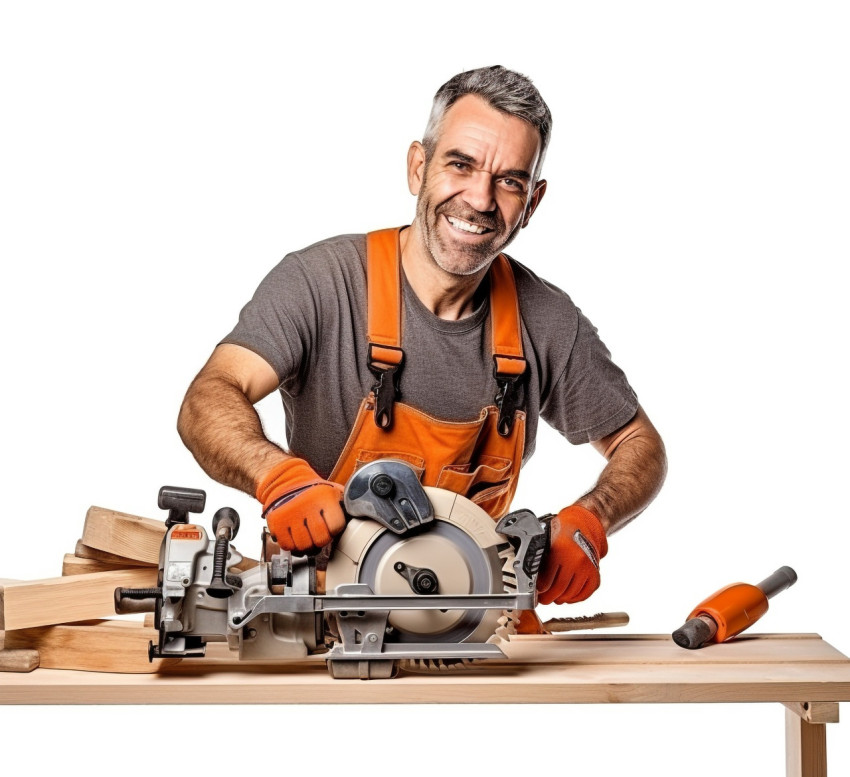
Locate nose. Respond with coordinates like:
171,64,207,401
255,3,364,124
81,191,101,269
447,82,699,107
461,171,496,213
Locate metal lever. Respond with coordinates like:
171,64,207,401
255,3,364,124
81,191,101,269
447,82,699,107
344,460,434,534
206,507,243,599
393,561,440,594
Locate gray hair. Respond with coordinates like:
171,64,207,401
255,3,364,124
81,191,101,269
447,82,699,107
422,65,553,183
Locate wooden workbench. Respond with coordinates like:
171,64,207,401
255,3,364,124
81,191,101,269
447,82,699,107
3,633,849,777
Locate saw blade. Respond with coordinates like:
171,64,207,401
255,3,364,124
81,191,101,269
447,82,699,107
325,486,517,645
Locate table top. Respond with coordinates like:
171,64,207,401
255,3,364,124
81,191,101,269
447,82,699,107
3,633,850,705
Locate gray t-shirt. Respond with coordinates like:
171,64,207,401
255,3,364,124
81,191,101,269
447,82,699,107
222,233,638,479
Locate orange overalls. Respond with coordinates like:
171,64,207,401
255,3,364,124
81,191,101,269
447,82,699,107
328,227,528,521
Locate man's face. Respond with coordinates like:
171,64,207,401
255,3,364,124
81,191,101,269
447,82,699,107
408,94,546,277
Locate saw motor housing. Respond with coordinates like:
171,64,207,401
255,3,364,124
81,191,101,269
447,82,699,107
115,459,548,679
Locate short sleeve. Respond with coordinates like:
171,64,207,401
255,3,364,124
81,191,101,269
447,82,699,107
219,253,317,388
541,308,639,444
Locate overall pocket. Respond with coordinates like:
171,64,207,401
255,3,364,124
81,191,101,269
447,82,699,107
354,449,426,481
435,455,513,500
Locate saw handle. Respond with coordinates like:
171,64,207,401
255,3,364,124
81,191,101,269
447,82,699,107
206,507,242,599
159,486,206,528
495,509,552,593
756,566,797,599
115,586,161,614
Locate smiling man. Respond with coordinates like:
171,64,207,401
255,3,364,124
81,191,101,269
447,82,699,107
177,66,667,612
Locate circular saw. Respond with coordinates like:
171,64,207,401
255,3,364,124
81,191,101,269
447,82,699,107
327,479,518,647
115,459,549,679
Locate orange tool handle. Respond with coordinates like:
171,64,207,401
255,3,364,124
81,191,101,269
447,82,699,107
688,582,769,643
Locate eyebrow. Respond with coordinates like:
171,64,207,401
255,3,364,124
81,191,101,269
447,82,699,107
443,149,532,181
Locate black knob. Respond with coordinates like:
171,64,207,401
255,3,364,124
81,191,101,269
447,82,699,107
393,561,439,595
370,474,395,498
412,568,438,595
212,507,240,539
159,486,206,527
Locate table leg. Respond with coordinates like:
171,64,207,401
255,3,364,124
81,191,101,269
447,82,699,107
784,703,839,777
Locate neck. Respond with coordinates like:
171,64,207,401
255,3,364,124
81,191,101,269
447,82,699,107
399,223,489,320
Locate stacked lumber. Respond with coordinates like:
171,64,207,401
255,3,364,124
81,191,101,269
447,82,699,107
0,506,256,674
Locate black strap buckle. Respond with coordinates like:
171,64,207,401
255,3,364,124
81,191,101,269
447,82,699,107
493,356,526,437
494,374,521,437
367,344,404,431
370,365,402,430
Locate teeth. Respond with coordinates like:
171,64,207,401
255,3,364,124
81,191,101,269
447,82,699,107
447,216,487,234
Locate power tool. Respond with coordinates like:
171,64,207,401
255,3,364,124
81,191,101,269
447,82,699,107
672,566,798,649
115,459,550,679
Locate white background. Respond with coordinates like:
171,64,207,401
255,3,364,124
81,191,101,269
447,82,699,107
1,2,848,774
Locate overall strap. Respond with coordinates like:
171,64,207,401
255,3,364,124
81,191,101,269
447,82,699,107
365,228,527,435
367,229,405,429
488,254,528,436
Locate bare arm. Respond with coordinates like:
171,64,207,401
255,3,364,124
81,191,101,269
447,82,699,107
177,344,291,495
575,405,668,534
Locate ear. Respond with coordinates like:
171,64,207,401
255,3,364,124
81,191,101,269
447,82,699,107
522,179,547,228
407,141,426,196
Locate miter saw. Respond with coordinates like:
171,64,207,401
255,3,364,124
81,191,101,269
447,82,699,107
115,459,550,679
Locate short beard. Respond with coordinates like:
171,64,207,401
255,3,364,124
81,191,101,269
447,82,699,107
415,173,524,277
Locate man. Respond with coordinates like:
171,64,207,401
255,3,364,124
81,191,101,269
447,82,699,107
177,66,667,609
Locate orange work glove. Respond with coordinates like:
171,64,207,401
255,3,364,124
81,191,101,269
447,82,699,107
256,458,346,554
537,504,608,605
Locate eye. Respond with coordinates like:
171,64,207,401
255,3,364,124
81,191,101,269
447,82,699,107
450,161,470,171
501,178,526,192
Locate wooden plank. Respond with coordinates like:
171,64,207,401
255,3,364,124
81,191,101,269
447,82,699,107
502,633,850,666
4,619,177,673
2,634,850,706
82,507,165,564
74,540,155,567
80,508,258,571
0,568,157,630
63,554,136,576
783,701,840,724
0,649,39,672
786,707,828,777
544,611,630,632
232,553,260,572
3,658,850,706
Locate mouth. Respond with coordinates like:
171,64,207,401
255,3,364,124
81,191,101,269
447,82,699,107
444,215,494,236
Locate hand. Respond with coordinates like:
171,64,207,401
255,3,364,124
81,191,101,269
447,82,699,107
537,505,608,604
256,458,346,554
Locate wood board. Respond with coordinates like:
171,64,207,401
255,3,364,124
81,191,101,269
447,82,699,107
4,619,176,673
73,540,156,567
62,554,139,576
0,568,158,630
0,649,39,672
78,507,258,570
2,634,849,706
81,507,165,564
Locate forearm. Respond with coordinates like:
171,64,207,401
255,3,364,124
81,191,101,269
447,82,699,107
576,407,668,534
177,371,289,496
